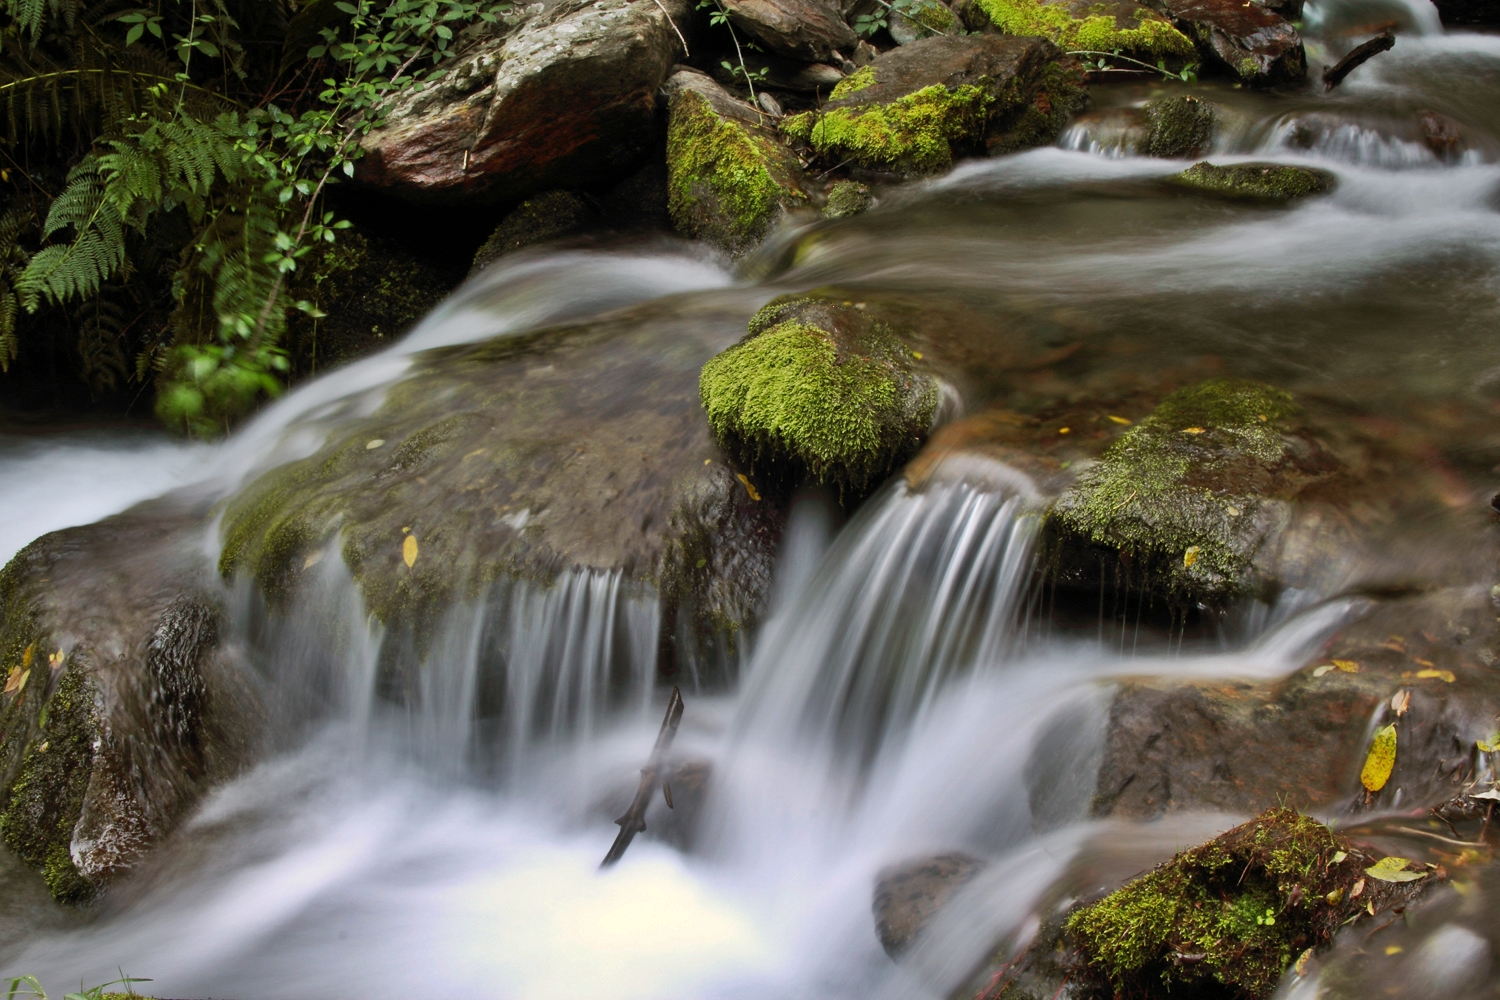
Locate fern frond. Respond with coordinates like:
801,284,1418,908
16,158,126,310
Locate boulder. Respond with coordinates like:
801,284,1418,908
873,852,988,956
720,0,858,61
218,297,785,675
779,35,1087,175
469,191,600,276
1170,161,1336,201
700,295,941,498
822,179,873,217
971,0,1194,63
0,500,258,901
1149,0,1306,86
664,69,814,256
1142,94,1217,158
356,0,690,204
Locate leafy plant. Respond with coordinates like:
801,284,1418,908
696,0,766,104
853,0,952,38
1071,48,1199,83
5,972,152,1000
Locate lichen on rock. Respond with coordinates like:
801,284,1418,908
700,296,939,497
1143,94,1218,158
974,0,1195,60
1171,161,1336,201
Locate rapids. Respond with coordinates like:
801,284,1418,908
4,2,1500,997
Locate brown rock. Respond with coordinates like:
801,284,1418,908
873,852,988,956
721,0,857,62
1152,0,1306,85
1420,109,1464,159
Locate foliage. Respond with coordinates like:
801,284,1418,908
781,83,994,175
0,0,509,433
852,0,953,39
695,0,766,102
972,0,1194,60
4,973,151,1000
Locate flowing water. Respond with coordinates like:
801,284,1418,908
5,3,1500,997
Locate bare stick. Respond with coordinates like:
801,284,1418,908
600,686,685,868
1323,31,1394,91
653,0,690,58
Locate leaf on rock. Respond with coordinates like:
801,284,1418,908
1365,856,1426,883
1183,545,1200,568
3,667,27,694
403,534,419,568
1390,689,1411,716
1334,659,1360,673
1361,723,1397,792
1415,668,1455,683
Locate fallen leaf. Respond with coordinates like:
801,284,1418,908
1351,877,1366,898
1361,723,1397,792
1415,657,1436,668
1390,689,1411,716
1107,415,1132,426
1335,659,1361,673
3,667,23,694
911,351,923,360
1416,669,1456,683
1382,635,1407,652
1367,900,1375,915
1183,426,1206,434
21,643,33,669
1366,856,1426,883
1313,664,1336,677
1225,505,1241,516
1184,546,1201,568
402,535,419,568
1331,850,1348,865
1058,427,1071,435
1295,948,1315,976
302,550,324,570
1468,787,1500,801
1324,887,1343,905
1478,737,1500,754
365,438,385,450
737,473,761,501
1385,946,1404,955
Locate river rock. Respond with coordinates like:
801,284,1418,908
664,69,814,256
700,294,941,498
873,851,988,956
218,296,784,679
721,0,857,61
356,0,690,204
1142,94,1217,158
469,191,600,276
1170,161,1336,201
0,500,258,901
1149,0,1305,86
779,35,1087,175
970,0,1194,62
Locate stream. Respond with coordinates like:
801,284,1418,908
3,1,1500,996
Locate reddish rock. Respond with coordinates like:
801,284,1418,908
1420,109,1464,159
1154,0,1306,86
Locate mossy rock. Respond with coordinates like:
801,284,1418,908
219,297,785,664
1065,808,1429,1000
664,70,813,256
823,180,873,218
974,0,1194,61
1143,94,1218,158
470,190,599,275
1045,378,1340,606
700,295,940,498
1171,161,1336,201
779,35,1087,176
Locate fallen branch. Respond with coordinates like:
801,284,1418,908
600,686,685,868
1323,31,1394,91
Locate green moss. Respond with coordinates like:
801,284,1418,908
974,0,1193,57
823,180,873,218
1050,379,1296,600
830,65,876,100
1143,95,1217,158
987,60,1090,155
1067,809,1357,1000
667,88,807,254
701,318,936,495
782,83,994,175
1172,161,1336,201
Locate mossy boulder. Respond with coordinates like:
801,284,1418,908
700,295,941,498
1065,808,1418,1000
469,190,599,275
1045,379,1340,606
779,35,1087,176
1152,0,1306,86
219,297,784,666
974,0,1194,62
664,69,814,256
823,179,873,218
1143,94,1217,158
1171,161,1336,201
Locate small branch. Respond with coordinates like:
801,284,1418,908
0,68,244,108
600,686,685,868
1323,31,1394,91
653,0,691,58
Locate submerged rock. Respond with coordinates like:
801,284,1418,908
1152,0,1306,86
1171,161,1337,201
972,0,1194,62
720,0,858,62
470,191,600,275
357,0,689,204
780,35,1087,175
700,295,941,497
873,852,987,956
822,179,873,217
1142,94,1217,158
664,69,814,256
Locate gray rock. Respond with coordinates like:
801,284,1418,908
720,0,857,62
357,0,690,204
873,852,988,956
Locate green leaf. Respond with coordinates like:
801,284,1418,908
1365,856,1426,883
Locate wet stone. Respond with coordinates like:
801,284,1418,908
1143,94,1218,158
1149,0,1306,86
469,191,600,276
1170,161,1337,201
873,851,988,956
720,0,858,62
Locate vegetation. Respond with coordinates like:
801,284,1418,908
781,83,995,175
972,0,1193,60
0,0,508,434
1171,161,1338,201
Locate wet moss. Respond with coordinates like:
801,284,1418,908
781,83,995,175
666,88,809,255
987,59,1090,155
1144,95,1217,158
1066,809,1363,1000
823,180,873,218
1171,161,1336,201
830,65,877,100
973,0,1194,59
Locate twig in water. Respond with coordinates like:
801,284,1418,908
1322,31,1394,91
600,686,685,868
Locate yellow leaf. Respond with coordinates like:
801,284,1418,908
1183,545,1201,568
21,643,33,668
1366,856,1426,883
737,473,761,502
1295,948,1314,976
911,351,923,360
1385,946,1403,955
1324,887,1343,905
1361,724,1397,792
1334,659,1360,673
1331,850,1347,865
1107,415,1132,425
1416,668,1455,683
1182,426,1206,434
1479,735,1500,753
1058,427,1071,434
403,535,419,568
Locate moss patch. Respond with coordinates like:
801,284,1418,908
1144,95,1217,158
702,299,938,496
1066,809,1374,1000
823,180,873,218
667,88,809,255
782,83,994,175
830,65,877,100
1171,161,1336,201
974,0,1194,59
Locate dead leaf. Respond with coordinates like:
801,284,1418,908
1390,689,1411,716
1183,427,1206,434
1351,877,1366,898
2,667,24,694
1468,787,1500,801
1335,659,1361,673
1478,737,1500,754
1385,946,1403,955
1415,657,1436,668
1313,664,1335,677
1361,723,1397,792
402,535,419,568
1184,546,1201,568
1295,948,1314,976
1366,856,1426,883
1381,635,1407,652
366,438,385,450
21,643,33,669
736,473,761,501
1416,668,1456,683
1106,415,1132,425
